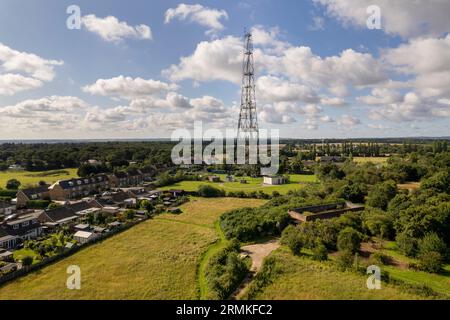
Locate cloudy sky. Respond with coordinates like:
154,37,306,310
0,0,449,139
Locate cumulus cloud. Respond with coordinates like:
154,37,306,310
82,14,152,43
164,3,228,35
382,34,450,97
163,36,242,83
0,42,63,96
337,114,361,127
0,74,42,96
82,76,177,99
257,75,319,104
1,96,87,117
314,0,450,38
369,92,450,122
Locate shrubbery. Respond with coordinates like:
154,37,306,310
220,207,290,241
205,239,248,299
197,185,225,198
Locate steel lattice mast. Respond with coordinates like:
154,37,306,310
237,31,258,139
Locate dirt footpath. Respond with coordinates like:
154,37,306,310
241,240,280,272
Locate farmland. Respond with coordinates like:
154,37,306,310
159,174,318,195
353,157,388,164
0,169,78,189
0,197,265,300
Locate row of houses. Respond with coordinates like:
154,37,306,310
1,187,184,251
16,169,155,207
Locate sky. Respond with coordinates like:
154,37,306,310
0,0,449,139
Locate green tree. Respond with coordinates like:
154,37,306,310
366,180,397,210
337,227,361,253
417,233,447,273
6,179,20,190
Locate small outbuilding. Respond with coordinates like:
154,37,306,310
263,176,287,185
73,231,96,244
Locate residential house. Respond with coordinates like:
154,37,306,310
16,184,50,208
319,156,344,164
49,174,110,201
208,176,221,182
38,206,78,228
0,201,15,216
0,211,43,249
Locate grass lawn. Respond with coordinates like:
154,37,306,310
0,197,265,300
244,248,430,300
12,249,41,265
0,169,78,189
353,157,388,165
159,174,318,195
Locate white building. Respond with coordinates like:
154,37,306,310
73,231,97,244
263,176,287,185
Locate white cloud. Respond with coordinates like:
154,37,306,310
357,88,403,105
82,76,176,99
369,92,450,122
337,114,361,127
0,74,42,96
0,42,63,82
320,96,347,106
308,16,325,31
256,75,319,104
314,0,450,38
163,36,242,83
82,15,152,43
164,3,228,35
382,34,450,97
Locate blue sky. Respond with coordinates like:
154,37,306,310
0,0,449,139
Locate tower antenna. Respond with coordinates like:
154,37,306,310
237,31,258,139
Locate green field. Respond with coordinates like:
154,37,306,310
0,169,78,189
378,241,450,296
159,174,318,195
0,197,265,300
353,157,388,164
243,248,430,300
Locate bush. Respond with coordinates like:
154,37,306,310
21,256,33,266
370,252,389,265
123,210,135,220
337,227,361,253
281,225,303,255
417,251,443,273
198,185,225,198
205,239,248,299
220,206,290,242
416,233,447,273
312,243,328,261
336,250,354,271
6,179,21,190
26,200,51,209
396,232,417,257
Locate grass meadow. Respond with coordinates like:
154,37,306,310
0,197,265,300
159,174,318,195
0,169,78,189
243,248,430,300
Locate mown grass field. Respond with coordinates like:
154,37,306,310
353,157,388,164
0,169,78,189
159,174,318,195
0,197,265,300
244,248,430,300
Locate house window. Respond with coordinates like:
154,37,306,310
31,194,37,199
13,224,19,230
32,219,37,224
22,221,29,227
